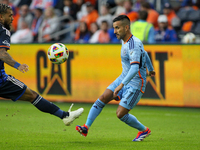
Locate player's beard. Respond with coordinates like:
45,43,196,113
116,33,125,40
4,21,11,31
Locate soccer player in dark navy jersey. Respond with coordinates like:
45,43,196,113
0,3,83,126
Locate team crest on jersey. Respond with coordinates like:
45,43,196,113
123,49,127,56
2,40,10,47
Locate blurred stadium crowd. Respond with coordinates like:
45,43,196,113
2,0,200,44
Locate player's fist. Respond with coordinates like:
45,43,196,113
114,83,124,97
18,64,29,73
148,70,155,77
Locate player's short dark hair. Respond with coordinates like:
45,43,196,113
0,3,12,15
113,15,130,26
138,10,148,20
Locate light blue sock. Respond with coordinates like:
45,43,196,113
120,114,145,131
85,99,105,128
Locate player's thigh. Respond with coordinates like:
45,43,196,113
119,87,143,110
0,75,27,101
19,87,38,102
107,77,123,101
99,88,114,104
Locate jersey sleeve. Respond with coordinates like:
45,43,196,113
122,64,139,85
145,51,154,71
0,26,11,50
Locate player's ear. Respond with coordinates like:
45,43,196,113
125,25,129,32
0,14,4,23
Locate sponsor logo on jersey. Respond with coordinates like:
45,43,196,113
2,26,11,36
2,40,10,47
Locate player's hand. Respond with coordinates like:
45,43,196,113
18,64,29,73
148,70,155,77
114,83,124,97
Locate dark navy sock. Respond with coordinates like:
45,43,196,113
32,95,69,119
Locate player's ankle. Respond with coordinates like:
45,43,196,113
141,127,147,132
84,124,90,129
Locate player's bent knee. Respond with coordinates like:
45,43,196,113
99,94,112,104
99,89,113,104
99,94,105,101
116,106,129,119
99,95,106,103
30,89,38,97
20,87,38,102
116,111,124,119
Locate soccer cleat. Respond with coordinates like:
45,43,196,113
132,127,151,141
63,103,84,126
75,124,88,137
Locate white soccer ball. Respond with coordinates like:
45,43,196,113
47,43,69,64
182,32,196,43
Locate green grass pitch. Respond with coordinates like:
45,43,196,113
0,100,200,150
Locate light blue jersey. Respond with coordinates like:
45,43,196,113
107,35,154,109
120,35,147,93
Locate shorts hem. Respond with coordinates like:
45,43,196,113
13,87,27,101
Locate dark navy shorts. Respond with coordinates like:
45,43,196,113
0,75,27,101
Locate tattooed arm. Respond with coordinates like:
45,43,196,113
0,48,29,73
0,48,17,67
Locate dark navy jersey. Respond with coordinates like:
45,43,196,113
0,23,11,85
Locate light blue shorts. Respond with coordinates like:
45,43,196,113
107,77,143,110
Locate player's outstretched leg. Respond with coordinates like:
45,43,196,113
76,99,105,136
31,95,84,126
19,87,84,126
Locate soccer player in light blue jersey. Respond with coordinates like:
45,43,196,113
76,15,155,141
